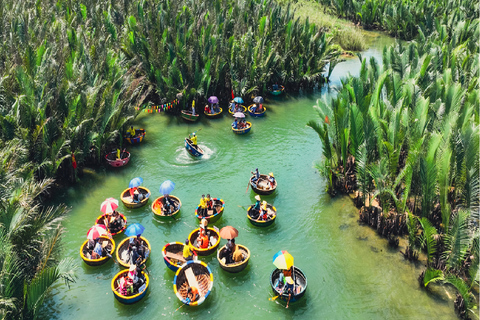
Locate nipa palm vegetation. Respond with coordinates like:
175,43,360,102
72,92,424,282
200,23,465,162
0,0,341,318
317,0,479,40
308,9,479,320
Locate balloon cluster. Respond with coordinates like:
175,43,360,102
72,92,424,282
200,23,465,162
135,99,179,113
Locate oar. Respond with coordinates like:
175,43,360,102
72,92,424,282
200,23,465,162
269,287,285,301
174,302,186,312
245,181,250,194
106,252,118,264
192,128,202,135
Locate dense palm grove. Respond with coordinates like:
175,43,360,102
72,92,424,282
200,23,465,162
308,1,479,318
0,0,340,318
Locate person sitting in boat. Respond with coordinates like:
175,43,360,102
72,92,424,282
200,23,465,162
197,228,210,249
212,103,220,113
268,172,275,188
204,104,211,114
206,194,213,211
116,148,126,160
186,286,199,304
232,242,244,263
189,132,197,146
258,201,270,221
272,83,279,90
232,119,238,129
183,238,197,261
257,104,264,113
163,194,174,214
251,168,260,187
134,190,144,203
91,238,103,259
109,211,123,231
198,194,207,216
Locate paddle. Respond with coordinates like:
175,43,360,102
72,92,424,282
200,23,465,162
269,287,285,301
106,252,118,264
174,303,186,313
245,180,250,194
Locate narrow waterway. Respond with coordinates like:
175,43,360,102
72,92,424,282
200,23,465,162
41,32,456,319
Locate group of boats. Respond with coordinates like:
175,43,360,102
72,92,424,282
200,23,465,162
88,85,308,307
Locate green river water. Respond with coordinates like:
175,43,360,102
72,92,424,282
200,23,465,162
41,32,457,319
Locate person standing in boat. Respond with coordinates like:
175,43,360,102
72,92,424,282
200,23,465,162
229,100,236,113
198,194,207,216
191,101,196,115
205,194,213,212
251,168,260,187
126,126,136,137
189,132,198,147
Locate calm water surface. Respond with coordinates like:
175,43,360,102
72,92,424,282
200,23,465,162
41,32,456,319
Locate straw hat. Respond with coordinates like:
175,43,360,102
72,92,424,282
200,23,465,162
262,201,267,205
255,195,261,201
285,276,294,285
269,172,274,177
201,218,208,227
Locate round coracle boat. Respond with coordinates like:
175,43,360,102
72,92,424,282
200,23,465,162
187,227,220,256
80,236,115,266
232,121,252,135
270,267,307,303
152,195,181,220
120,187,150,209
247,104,267,117
116,236,151,268
204,107,223,118
195,198,224,224
111,269,149,304
95,212,127,236
162,242,190,272
228,105,247,116
247,203,277,227
216,244,250,273
181,110,200,122
105,151,130,167
124,129,146,144
173,261,213,306
250,174,277,195
269,85,285,95
185,138,204,157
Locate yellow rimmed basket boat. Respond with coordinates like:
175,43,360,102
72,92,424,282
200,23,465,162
116,236,151,268
232,121,252,135
187,227,220,256
152,195,181,220
250,174,277,195
247,104,267,117
95,213,127,236
173,261,213,306
217,244,250,273
228,105,247,116
111,270,149,304
204,107,223,118
120,187,151,209
79,236,115,266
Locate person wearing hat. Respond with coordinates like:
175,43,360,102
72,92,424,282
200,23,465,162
268,172,275,188
197,228,209,249
259,201,269,221
200,218,208,231
250,195,261,219
183,238,196,261
284,276,295,308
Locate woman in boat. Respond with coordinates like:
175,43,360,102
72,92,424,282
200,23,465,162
197,229,210,249
163,194,175,215
109,210,124,231
251,195,261,219
232,118,238,129
186,286,200,304
204,104,211,114
205,194,213,211
91,238,104,259
229,100,235,113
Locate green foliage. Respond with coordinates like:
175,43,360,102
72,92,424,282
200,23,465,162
423,268,444,287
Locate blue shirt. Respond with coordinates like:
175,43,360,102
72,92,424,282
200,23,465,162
93,242,103,257
232,120,238,129
253,200,261,210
